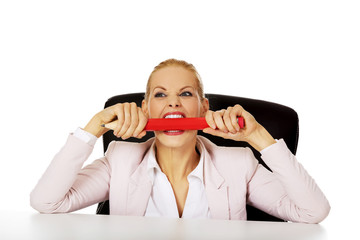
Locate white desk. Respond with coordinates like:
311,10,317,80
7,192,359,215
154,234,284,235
1,212,327,240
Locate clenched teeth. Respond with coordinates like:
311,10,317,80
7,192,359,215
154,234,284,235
164,114,184,119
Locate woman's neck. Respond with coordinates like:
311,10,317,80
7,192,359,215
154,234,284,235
155,139,200,183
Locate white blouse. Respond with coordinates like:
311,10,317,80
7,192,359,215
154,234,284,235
144,140,210,218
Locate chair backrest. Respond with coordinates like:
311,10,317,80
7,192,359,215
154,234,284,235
97,93,299,221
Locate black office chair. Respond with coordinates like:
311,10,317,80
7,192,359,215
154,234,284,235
96,93,299,222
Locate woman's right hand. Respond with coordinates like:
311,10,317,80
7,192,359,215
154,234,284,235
83,102,148,139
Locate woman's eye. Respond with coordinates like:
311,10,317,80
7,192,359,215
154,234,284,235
154,92,166,98
180,91,193,97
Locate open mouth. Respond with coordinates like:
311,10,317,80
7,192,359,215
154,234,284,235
163,112,185,119
163,112,185,135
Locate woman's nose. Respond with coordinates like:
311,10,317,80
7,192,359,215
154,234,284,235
168,96,180,107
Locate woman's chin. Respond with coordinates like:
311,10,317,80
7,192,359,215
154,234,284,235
155,130,197,148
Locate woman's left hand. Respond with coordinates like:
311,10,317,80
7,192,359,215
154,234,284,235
203,104,276,151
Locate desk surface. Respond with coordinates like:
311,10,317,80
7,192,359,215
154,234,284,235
1,212,327,240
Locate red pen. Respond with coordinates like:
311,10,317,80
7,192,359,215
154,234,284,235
102,117,244,131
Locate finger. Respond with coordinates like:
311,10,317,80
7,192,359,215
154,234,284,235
135,130,147,139
117,102,131,138
113,104,124,137
213,110,228,133
133,107,148,138
203,127,231,139
223,107,236,134
122,102,139,139
205,110,216,129
234,104,256,130
231,105,244,132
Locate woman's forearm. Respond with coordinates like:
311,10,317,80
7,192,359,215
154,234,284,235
30,134,94,213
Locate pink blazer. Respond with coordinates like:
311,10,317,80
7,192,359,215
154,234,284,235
30,134,330,223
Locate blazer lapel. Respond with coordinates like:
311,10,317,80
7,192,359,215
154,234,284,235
126,158,152,216
203,146,230,220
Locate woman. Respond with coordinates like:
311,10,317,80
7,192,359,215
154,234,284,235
30,59,330,223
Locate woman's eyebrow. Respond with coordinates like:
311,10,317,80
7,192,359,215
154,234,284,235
153,86,166,91
179,86,195,91
153,86,194,91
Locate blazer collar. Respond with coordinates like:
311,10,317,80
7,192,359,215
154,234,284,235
126,142,153,216
199,137,230,220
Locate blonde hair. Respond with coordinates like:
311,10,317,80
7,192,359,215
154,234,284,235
145,58,205,101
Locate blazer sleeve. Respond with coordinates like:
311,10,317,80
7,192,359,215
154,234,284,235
30,134,113,213
246,139,330,223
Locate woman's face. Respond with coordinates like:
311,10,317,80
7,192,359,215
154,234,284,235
142,66,208,149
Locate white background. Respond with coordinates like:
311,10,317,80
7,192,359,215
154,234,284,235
1,0,359,239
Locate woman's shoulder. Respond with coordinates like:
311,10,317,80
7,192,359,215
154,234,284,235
105,137,155,162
